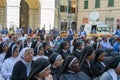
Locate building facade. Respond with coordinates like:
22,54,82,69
54,0,120,32
0,0,55,31
77,0,120,31
54,0,78,33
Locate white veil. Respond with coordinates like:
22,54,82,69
16,47,31,62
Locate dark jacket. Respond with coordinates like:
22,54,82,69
72,50,81,60
93,62,106,77
44,50,53,57
50,66,61,80
11,60,33,80
60,71,91,80
81,60,95,78
59,50,70,59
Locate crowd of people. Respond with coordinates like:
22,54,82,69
0,25,120,80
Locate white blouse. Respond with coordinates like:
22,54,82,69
1,57,17,80
0,52,6,71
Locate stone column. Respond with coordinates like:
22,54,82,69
29,9,40,29
6,0,21,29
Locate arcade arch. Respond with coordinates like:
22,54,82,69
20,0,41,31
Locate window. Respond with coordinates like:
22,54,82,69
84,0,88,9
108,0,114,7
60,5,67,12
71,1,76,13
95,0,100,8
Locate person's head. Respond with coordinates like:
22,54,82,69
50,34,54,41
27,36,31,42
0,41,9,53
12,35,18,43
93,36,99,42
36,36,41,42
4,45,19,60
107,56,120,75
61,56,80,74
117,24,120,29
49,53,63,68
46,35,50,42
27,58,51,80
72,39,79,46
115,36,120,43
58,41,69,51
79,46,95,66
37,46,44,56
74,42,82,51
102,36,107,42
94,49,105,63
17,47,34,62
42,42,50,50
84,38,91,46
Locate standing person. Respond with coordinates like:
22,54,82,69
40,27,46,41
35,27,40,35
114,24,120,36
27,27,32,35
53,28,60,39
11,47,34,80
49,54,63,80
78,28,86,39
68,28,74,44
100,56,120,80
92,36,102,50
26,58,52,80
1,45,19,80
60,56,91,80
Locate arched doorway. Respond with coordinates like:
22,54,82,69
0,0,6,29
71,21,77,33
20,0,40,32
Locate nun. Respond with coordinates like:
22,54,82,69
60,56,91,80
1,45,19,80
57,41,70,59
27,58,52,80
100,56,120,80
49,53,63,80
33,45,48,60
11,47,34,80
72,42,82,59
0,42,9,71
79,46,95,78
93,49,107,78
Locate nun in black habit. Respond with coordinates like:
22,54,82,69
93,49,107,77
57,41,70,59
60,55,91,80
72,42,82,59
49,53,63,80
26,58,52,80
79,46,95,78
